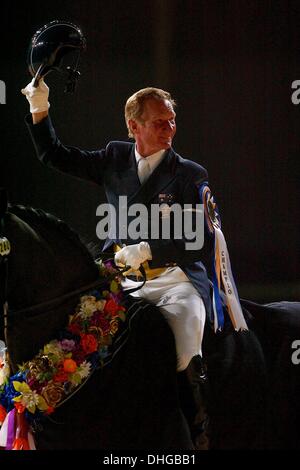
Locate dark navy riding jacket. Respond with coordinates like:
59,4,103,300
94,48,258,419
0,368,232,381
26,114,213,318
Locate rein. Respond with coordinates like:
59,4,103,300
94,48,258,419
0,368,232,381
5,255,147,320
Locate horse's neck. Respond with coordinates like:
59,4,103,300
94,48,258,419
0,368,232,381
4,211,98,371
6,212,98,309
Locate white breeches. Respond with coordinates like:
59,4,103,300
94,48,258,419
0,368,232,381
121,267,206,372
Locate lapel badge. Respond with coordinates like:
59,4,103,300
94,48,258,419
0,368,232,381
158,193,174,204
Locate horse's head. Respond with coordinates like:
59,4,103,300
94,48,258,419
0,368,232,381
2,205,99,371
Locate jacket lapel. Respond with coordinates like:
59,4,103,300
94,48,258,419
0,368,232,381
128,148,177,206
115,146,141,195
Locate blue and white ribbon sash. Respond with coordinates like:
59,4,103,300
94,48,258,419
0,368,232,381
199,183,248,332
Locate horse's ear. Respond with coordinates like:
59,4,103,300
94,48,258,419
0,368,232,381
0,188,8,218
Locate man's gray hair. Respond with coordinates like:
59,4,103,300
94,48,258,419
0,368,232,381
125,87,176,138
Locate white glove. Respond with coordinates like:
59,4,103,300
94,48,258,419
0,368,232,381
21,77,50,114
114,242,152,271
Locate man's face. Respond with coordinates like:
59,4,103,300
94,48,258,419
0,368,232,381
129,98,176,156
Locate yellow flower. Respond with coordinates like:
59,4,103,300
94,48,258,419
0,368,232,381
95,299,106,311
27,354,55,378
79,296,98,317
13,381,48,414
110,319,119,336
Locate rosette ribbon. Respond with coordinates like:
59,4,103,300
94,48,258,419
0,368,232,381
198,183,248,332
0,409,36,450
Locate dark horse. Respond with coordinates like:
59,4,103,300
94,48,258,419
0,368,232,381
1,204,192,450
1,202,300,449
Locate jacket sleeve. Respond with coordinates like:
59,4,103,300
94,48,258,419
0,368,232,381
25,114,108,186
147,167,214,267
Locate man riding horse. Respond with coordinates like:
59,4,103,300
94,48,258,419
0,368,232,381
20,21,249,449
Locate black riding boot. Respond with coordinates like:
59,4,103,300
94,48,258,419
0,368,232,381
185,355,211,450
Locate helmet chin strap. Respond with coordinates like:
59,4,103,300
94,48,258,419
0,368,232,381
64,50,82,93
64,68,81,93
32,62,46,88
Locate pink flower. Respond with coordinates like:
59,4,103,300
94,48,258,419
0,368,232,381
59,339,75,352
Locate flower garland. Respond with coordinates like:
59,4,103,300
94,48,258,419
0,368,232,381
0,261,126,450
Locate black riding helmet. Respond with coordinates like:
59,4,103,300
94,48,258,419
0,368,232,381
27,20,86,92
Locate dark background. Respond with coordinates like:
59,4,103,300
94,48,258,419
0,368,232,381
1,0,299,301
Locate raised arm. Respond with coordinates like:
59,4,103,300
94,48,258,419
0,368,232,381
21,78,108,185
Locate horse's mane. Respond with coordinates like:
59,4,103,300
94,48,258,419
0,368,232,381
7,204,98,260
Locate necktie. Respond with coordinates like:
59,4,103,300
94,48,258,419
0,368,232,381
138,158,151,184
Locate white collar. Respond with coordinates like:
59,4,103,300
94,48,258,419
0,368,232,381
135,147,165,172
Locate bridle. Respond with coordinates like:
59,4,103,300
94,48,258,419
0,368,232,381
6,256,146,319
